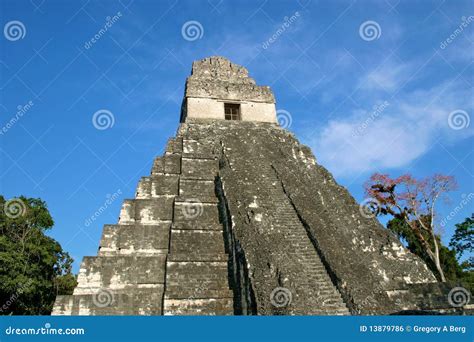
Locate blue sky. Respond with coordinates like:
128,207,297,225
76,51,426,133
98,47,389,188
1,0,473,272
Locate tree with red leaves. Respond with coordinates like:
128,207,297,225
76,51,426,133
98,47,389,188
364,173,457,282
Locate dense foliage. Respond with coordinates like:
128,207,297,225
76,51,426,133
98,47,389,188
387,216,473,292
0,195,76,315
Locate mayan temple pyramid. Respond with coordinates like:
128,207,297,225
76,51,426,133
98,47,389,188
53,56,455,316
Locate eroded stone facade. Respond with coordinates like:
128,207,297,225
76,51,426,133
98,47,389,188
181,56,277,123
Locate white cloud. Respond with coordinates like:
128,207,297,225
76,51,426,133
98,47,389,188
360,60,411,92
308,80,473,177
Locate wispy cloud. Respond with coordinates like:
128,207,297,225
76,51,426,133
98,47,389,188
307,75,473,177
360,60,412,91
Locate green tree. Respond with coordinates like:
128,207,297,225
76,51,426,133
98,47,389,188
0,196,76,315
449,215,473,259
387,217,460,281
385,215,473,292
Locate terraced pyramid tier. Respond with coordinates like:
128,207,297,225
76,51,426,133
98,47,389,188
53,119,442,316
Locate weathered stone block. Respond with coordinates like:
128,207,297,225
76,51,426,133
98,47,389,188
53,288,165,315
134,198,174,222
137,176,179,198
164,154,181,174
136,177,152,199
118,199,135,224
173,202,220,228
181,158,218,179
99,224,170,256
165,261,229,284
167,253,228,262
183,139,214,158
152,157,165,175
179,179,216,202
151,175,179,196
170,230,225,254
166,137,183,154
163,298,234,315
75,256,166,292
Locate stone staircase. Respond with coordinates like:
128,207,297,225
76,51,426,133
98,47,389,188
255,164,349,315
177,121,350,315
162,138,234,314
52,137,234,315
53,127,349,316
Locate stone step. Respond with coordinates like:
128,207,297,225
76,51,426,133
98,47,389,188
166,137,183,154
182,139,215,157
75,255,167,291
292,308,350,315
181,157,218,180
298,287,342,297
118,198,174,224
53,287,165,316
172,221,223,231
169,230,226,254
99,223,170,256
163,298,234,315
166,261,229,278
167,253,228,262
173,202,220,228
165,285,233,299
152,154,181,175
178,179,217,203
135,175,179,198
